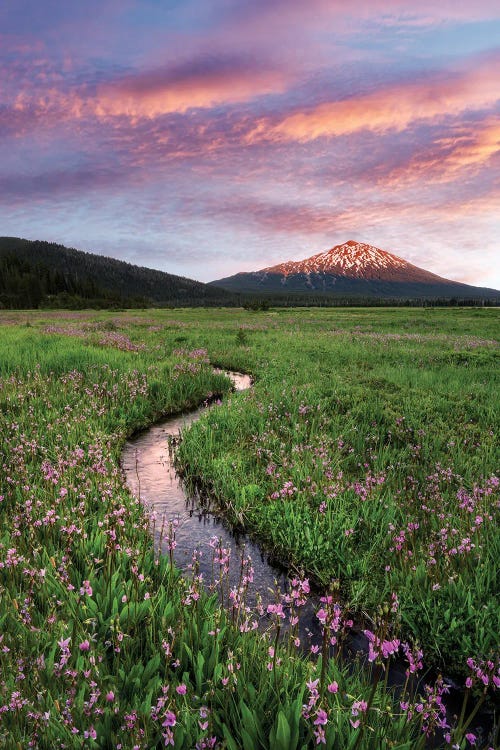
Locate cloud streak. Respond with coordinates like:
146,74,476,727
246,54,500,143
0,1,499,289
94,56,291,118
2,57,291,137
374,116,500,190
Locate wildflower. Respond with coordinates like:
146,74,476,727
79,640,90,651
327,682,338,693
381,638,400,659
314,709,328,725
351,700,367,716
163,728,175,746
162,711,176,727
266,602,285,619
314,725,326,744
402,642,423,675
176,684,187,695
80,580,93,597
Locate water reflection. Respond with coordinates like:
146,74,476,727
122,372,289,607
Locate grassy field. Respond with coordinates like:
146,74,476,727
0,307,498,749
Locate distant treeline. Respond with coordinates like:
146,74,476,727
0,238,235,309
0,251,143,309
242,295,499,309
1,237,498,310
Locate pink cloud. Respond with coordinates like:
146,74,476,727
232,0,500,26
94,62,289,119
435,118,500,173
210,0,500,64
368,115,500,190
2,56,292,135
246,54,500,143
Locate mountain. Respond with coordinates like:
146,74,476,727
2,236,497,310
210,240,500,300
0,237,233,309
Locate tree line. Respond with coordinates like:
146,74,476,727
1,238,498,310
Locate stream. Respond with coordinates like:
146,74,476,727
122,372,296,616
121,370,496,747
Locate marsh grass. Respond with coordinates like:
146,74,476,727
176,310,499,673
0,307,498,748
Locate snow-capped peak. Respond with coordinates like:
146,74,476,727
264,240,411,279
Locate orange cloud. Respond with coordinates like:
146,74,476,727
433,191,500,221
375,116,500,190
7,59,291,130
246,56,500,143
93,68,289,119
437,118,500,173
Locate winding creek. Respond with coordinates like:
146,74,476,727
121,370,495,747
121,372,290,607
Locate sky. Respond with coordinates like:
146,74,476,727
1,0,499,287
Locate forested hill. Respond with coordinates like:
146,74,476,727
1,236,497,310
0,237,234,308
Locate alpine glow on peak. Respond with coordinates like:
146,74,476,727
210,240,500,299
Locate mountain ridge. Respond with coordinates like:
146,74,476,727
211,240,499,299
1,236,498,309
262,240,451,283
0,236,233,308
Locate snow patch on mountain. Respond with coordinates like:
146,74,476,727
264,240,411,280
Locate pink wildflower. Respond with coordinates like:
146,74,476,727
163,711,176,727
314,709,328,726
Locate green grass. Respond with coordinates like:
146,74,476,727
0,307,498,749
176,308,499,671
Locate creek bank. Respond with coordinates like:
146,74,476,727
121,369,496,747
122,372,290,608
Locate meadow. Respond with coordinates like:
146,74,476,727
0,307,498,749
